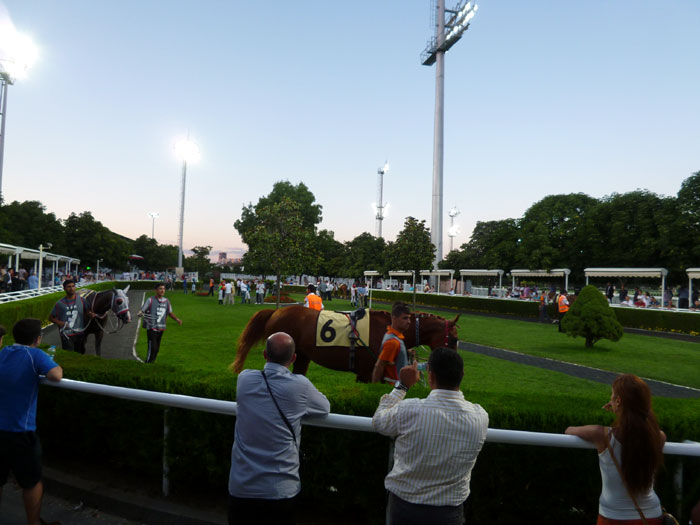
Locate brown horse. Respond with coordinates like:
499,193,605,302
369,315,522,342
231,305,460,382
336,283,349,299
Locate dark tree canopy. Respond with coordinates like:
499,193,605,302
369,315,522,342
340,233,386,279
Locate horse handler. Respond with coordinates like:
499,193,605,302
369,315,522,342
49,278,94,354
371,302,412,384
138,282,182,364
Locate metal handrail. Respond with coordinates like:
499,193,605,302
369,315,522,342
0,281,106,304
42,378,700,457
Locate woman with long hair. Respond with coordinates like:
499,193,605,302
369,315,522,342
566,374,666,524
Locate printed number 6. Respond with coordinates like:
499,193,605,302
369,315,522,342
321,319,336,342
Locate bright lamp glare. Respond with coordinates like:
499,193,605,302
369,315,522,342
448,225,460,237
0,31,38,80
383,162,390,173
174,139,201,163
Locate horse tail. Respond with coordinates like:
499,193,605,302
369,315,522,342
231,309,276,373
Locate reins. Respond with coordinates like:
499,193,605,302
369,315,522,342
83,290,128,335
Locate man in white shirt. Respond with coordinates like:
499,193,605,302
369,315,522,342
224,280,234,305
373,348,489,525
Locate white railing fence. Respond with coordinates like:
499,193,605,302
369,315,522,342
41,377,700,512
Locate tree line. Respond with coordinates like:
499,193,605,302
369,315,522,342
2,170,697,284
440,171,700,285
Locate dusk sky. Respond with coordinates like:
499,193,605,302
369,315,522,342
1,1,698,260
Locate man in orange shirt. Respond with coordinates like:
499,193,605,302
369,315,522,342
371,302,412,384
557,290,569,332
304,284,324,311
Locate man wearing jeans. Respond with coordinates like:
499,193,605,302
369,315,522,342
0,319,63,525
373,348,489,525
228,332,330,524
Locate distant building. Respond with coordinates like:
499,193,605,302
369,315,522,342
218,252,227,263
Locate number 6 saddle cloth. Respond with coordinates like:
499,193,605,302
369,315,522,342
315,310,370,348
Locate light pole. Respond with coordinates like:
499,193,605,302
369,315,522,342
375,161,389,238
421,0,478,268
37,242,52,292
148,211,159,239
447,205,461,253
173,138,200,269
0,31,38,198
96,258,103,279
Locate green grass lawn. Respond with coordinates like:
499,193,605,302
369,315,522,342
50,289,700,437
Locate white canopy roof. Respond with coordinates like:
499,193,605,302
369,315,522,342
363,270,381,277
584,268,668,278
687,268,700,280
510,269,571,278
388,271,414,277
420,269,454,276
459,269,504,277
0,243,79,264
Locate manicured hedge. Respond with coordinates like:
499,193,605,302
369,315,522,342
370,290,700,336
35,362,700,524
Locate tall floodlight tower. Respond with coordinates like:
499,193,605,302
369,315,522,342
148,211,159,239
375,161,389,238
421,0,478,268
447,205,461,252
0,31,38,197
173,138,200,268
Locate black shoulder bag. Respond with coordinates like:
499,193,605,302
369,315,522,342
261,370,298,451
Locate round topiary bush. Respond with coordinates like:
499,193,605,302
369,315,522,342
561,284,623,348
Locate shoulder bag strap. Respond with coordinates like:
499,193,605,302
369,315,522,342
605,429,648,525
261,370,299,451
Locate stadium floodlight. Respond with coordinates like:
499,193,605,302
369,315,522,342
173,138,200,268
447,205,461,252
421,0,478,270
375,161,389,238
148,211,160,239
0,30,38,199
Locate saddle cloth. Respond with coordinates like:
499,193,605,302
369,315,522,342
315,310,370,348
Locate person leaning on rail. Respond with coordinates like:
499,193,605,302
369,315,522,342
373,347,489,525
566,374,668,525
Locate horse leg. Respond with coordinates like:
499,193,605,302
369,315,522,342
95,330,104,357
291,351,311,376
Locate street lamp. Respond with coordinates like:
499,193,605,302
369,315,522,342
447,205,461,252
0,30,38,198
421,0,478,267
96,258,103,279
148,211,159,239
375,161,389,238
37,242,52,292
173,138,200,269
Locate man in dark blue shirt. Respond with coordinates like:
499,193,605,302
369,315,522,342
0,318,63,525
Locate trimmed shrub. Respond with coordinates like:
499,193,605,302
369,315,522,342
263,294,295,303
562,285,624,347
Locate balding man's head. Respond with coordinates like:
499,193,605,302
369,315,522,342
265,332,296,366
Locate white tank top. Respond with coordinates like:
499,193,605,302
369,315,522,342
598,431,662,520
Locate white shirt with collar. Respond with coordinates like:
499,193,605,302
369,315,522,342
372,387,488,507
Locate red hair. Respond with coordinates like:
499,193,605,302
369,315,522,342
611,374,663,496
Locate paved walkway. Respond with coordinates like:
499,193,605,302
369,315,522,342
457,340,700,399
42,291,145,361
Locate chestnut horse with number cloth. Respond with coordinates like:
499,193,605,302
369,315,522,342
231,305,460,382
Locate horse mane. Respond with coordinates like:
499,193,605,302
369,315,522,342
231,309,276,374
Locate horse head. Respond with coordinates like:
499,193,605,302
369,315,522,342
112,288,132,323
415,313,460,350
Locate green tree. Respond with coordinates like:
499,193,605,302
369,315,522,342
673,171,700,271
242,197,316,308
315,229,345,277
518,193,598,276
0,200,65,252
235,181,322,246
63,211,130,271
340,232,386,279
457,218,521,271
185,245,213,278
385,217,435,306
561,285,623,348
